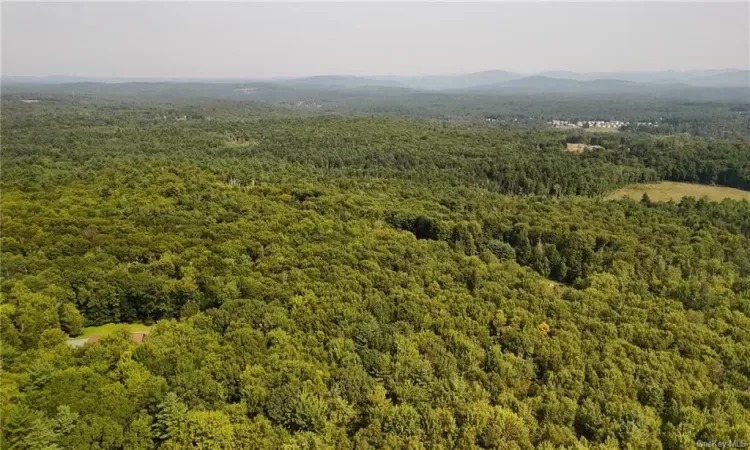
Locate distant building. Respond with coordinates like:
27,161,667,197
549,119,629,129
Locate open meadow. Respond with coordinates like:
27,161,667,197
607,181,750,202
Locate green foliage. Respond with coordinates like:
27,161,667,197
58,303,84,337
164,410,234,450
1,98,749,449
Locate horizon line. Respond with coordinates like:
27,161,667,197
2,67,747,81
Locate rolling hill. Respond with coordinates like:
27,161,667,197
5,69,747,92
468,76,638,93
685,70,749,88
281,75,404,88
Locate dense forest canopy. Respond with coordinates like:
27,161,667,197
1,95,749,449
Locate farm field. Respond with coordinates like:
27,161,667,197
607,181,750,202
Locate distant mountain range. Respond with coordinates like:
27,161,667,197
5,69,748,91
390,70,522,90
681,70,750,88
282,69,749,91
467,76,639,93
3,70,748,105
281,75,404,89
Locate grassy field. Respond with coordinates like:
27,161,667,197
607,182,750,202
77,323,152,338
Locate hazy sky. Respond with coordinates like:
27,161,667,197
2,2,749,78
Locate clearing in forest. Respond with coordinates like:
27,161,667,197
65,323,152,347
76,322,152,338
566,143,603,153
607,181,750,202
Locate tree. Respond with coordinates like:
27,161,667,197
59,303,85,337
164,410,234,450
153,392,188,443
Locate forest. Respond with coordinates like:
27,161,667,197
1,96,750,449
3,82,750,139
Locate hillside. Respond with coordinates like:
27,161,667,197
686,70,750,88
6,69,747,91
282,75,405,88
471,76,676,94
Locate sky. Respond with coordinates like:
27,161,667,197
2,2,749,78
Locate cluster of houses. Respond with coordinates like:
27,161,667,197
549,119,660,129
294,101,323,108
549,119,628,129
278,101,324,109
484,118,518,123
